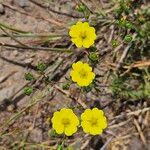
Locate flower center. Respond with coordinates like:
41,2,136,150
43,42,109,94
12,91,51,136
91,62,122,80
80,31,87,40
90,118,98,126
79,70,88,78
62,118,70,126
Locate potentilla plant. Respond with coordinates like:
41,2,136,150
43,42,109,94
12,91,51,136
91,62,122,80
49,20,107,149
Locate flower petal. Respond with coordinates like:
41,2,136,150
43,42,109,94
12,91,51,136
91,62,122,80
89,126,103,135
81,109,92,120
71,38,83,48
52,123,64,134
82,38,94,48
70,70,80,82
72,61,83,70
83,63,92,72
92,108,104,117
65,126,77,136
77,79,91,87
81,121,91,133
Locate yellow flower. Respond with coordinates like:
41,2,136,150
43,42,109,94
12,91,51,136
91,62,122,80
69,21,97,48
81,108,107,135
51,108,79,136
70,61,95,87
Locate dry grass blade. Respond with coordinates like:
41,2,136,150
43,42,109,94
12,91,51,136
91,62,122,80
133,119,147,146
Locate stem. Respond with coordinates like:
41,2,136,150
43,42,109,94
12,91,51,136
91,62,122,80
0,22,30,33
0,43,72,53
0,34,66,38
0,26,29,47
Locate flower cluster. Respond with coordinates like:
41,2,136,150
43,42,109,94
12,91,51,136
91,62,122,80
51,108,107,136
69,21,97,48
69,21,97,87
51,21,106,137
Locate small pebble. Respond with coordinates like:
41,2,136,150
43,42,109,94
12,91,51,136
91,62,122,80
30,128,43,142
7,105,15,112
17,0,29,8
24,58,33,64
0,4,5,14
13,50,19,56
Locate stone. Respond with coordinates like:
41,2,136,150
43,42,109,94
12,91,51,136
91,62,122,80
0,4,5,14
15,0,29,8
30,128,43,143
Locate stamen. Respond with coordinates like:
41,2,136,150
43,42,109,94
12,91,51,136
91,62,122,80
90,118,98,126
62,118,70,126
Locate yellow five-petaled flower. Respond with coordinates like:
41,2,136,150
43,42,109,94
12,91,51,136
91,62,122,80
51,108,79,136
69,21,97,48
81,108,107,135
70,61,95,87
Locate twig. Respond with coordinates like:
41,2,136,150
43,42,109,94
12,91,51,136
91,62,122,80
110,107,150,120
0,71,17,83
0,55,36,70
133,118,147,146
99,0,104,8
108,25,114,43
108,118,132,129
124,61,150,68
112,132,139,142
78,0,93,14
29,102,39,130
144,111,149,127
121,61,150,76
54,85,87,109
100,137,113,150
0,26,30,48
2,2,64,26
29,0,82,18
116,34,136,71
80,138,91,150
114,44,123,53
91,0,106,16
0,22,30,33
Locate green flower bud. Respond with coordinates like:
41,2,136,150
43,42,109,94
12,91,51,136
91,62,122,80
62,83,70,90
24,87,33,95
89,46,97,52
25,72,34,81
111,39,119,47
89,52,99,62
48,129,58,137
124,35,133,42
83,85,93,92
37,62,46,72
125,21,133,29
